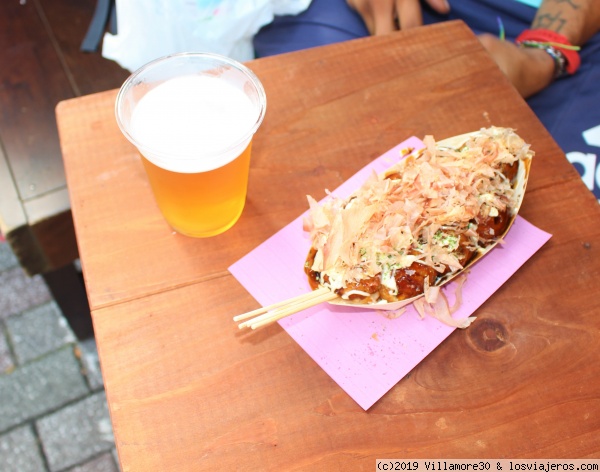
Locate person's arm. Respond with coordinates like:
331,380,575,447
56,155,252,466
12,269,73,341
479,0,600,98
532,0,600,45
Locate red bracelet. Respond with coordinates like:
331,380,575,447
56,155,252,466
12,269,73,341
515,29,581,75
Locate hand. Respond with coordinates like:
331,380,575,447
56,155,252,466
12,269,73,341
477,34,556,98
347,0,450,34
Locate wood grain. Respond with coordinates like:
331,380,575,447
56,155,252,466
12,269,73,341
39,0,129,95
56,21,600,469
0,0,129,200
0,0,71,200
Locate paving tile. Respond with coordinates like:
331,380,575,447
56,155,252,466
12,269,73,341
0,241,18,271
0,323,15,374
66,451,119,472
78,338,104,390
0,346,89,433
0,266,52,320
6,301,76,364
37,391,114,472
0,424,47,472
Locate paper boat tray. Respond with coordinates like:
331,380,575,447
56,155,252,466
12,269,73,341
325,127,533,311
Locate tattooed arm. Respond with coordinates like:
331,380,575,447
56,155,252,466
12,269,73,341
533,0,600,44
479,0,600,98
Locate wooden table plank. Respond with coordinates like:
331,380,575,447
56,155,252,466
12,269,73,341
93,265,600,468
39,0,129,95
56,20,600,468
0,0,72,200
0,0,129,200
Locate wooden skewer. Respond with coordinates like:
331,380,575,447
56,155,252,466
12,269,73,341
235,287,338,330
233,287,331,322
247,290,338,330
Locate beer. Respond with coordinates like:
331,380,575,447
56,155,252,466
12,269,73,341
115,53,266,237
139,142,252,237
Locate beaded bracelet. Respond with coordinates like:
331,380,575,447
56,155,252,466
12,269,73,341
518,40,569,78
515,29,581,77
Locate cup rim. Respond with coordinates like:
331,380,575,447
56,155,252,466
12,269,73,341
114,52,267,163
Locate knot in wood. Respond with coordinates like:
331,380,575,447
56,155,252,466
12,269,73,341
469,319,507,352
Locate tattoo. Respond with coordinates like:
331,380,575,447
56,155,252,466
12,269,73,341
533,0,581,32
532,0,585,40
553,0,580,9
533,12,568,32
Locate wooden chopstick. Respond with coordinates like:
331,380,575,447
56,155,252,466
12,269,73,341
235,287,338,330
233,287,330,322
244,290,338,330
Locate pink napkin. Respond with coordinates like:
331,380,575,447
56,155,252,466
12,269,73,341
229,137,552,410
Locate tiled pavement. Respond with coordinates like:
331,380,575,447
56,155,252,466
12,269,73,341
0,239,120,472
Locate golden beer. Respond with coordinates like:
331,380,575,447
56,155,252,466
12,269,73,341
115,52,266,237
140,142,252,237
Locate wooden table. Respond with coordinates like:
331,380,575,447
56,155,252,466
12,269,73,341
56,21,600,470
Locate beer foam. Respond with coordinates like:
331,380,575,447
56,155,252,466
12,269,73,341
130,75,259,173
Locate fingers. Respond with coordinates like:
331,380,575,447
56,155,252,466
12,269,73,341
395,0,423,30
371,0,397,35
348,0,449,35
347,0,397,35
425,0,451,15
395,0,450,29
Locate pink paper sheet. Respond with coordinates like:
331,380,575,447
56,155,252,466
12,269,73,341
229,137,552,410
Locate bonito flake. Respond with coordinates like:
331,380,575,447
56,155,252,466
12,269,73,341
303,127,533,327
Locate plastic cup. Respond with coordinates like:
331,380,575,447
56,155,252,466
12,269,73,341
115,52,266,237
